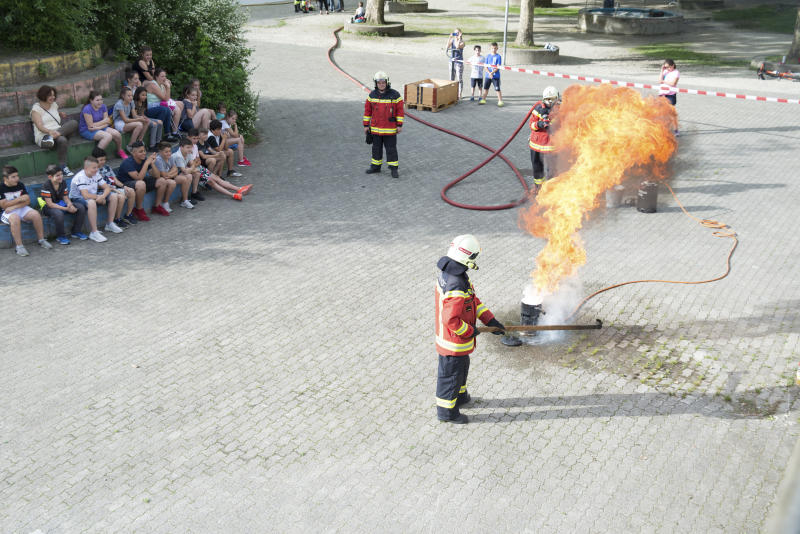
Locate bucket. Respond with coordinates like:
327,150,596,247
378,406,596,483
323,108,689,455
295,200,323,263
637,181,658,213
605,185,625,208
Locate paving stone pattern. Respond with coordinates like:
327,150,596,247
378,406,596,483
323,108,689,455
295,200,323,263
1,18,799,534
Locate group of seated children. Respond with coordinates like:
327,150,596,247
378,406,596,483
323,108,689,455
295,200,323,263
1,124,253,256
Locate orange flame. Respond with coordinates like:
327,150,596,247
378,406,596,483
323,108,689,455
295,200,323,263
519,84,678,294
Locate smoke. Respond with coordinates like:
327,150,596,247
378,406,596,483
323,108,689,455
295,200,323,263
522,277,583,342
519,84,678,295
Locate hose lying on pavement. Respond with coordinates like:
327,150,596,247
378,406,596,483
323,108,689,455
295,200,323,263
327,28,739,320
327,27,531,210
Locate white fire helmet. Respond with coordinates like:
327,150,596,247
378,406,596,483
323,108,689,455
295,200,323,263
542,86,559,105
447,234,481,270
373,71,390,83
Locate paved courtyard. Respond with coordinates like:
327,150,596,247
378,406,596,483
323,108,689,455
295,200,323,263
1,2,799,532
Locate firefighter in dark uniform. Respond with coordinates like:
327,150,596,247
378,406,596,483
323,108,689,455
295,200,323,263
529,85,559,192
363,71,404,178
435,234,505,424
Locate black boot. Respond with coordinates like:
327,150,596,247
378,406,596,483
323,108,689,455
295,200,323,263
365,165,381,174
439,413,468,424
455,392,471,407
390,166,399,178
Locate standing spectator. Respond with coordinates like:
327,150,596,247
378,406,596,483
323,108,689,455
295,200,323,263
329,0,341,13
93,147,137,228
30,85,79,177
479,42,504,107
152,141,192,211
446,29,465,100
529,86,559,193
38,164,87,245
134,87,162,151
144,68,180,142
180,86,213,132
468,45,484,101
317,0,327,14
113,87,147,151
79,91,128,160
363,71,404,178
659,58,680,135
68,155,122,241
221,110,251,166
133,46,156,83
118,142,161,222
1,166,53,256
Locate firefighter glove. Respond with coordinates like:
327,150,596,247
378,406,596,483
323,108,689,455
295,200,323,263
537,120,550,130
486,318,505,335
470,326,480,338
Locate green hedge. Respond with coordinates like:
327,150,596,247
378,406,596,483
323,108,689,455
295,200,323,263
1,0,257,135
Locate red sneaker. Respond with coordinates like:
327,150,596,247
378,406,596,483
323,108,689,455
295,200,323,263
242,157,252,166
233,193,243,201
236,184,253,196
134,208,150,221
152,205,170,216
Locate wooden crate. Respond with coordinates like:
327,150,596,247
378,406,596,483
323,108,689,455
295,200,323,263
404,79,458,112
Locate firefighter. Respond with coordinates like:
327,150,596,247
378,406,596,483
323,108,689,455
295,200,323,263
529,85,559,192
435,234,505,424
363,71,404,178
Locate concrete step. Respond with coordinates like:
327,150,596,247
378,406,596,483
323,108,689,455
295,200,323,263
0,94,122,149
0,61,127,119
0,128,150,180
0,45,104,87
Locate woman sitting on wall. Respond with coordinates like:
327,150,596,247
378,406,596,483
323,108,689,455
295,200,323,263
30,85,79,177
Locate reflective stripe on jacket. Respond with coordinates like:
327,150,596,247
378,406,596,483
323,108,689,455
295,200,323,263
363,88,404,136
529,100,555,152
435,270,494,356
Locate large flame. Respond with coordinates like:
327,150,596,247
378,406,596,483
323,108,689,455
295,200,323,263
519,84,678,294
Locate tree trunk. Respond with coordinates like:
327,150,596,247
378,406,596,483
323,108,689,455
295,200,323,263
515,0,535,47
788,8,800,61
365,0,385,24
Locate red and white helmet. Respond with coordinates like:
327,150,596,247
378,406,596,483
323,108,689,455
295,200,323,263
447,234,481,270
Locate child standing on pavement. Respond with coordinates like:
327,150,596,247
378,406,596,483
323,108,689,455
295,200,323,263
468,45,484,101
480,42,504,107
659,58,680,136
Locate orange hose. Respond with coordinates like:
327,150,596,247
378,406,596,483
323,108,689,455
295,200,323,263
568,182,738,320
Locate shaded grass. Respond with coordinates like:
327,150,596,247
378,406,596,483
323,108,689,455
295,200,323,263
712,4,797,34
633,44,750,67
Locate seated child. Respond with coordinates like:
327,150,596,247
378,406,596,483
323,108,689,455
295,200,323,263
68,155,123,242
221,110,251,167
1,165,53,256
197,127,226,178
353,2,365,22
38,164,88,245
215,102,227,121
188,129,252,201
153,141,192,210
208,119,242,179
93,147,137,228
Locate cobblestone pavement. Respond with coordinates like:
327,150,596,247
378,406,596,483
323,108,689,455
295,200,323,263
1,4,799,532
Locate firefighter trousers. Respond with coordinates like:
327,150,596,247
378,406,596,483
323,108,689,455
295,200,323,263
530,148,550,184
436,354,470,420
370,134,398,168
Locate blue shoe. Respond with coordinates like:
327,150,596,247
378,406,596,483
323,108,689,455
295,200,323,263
124,213,138,225
71,232,88,240
470,96,475,101
56,236,71,245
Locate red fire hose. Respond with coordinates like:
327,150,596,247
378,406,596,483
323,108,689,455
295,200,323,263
327,27,531,210
327,28,739,320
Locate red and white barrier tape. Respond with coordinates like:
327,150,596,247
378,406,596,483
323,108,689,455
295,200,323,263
453,59,800,104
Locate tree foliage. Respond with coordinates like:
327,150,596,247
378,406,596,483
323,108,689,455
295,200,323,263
0,0,100,52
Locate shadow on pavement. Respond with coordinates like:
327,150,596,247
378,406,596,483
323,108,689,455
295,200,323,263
467,386,797,422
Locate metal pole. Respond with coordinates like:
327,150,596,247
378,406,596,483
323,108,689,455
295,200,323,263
502,0,509,64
